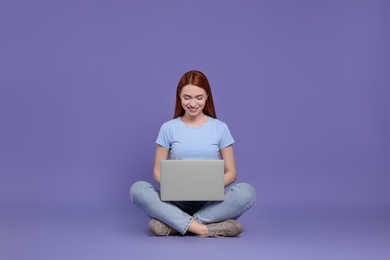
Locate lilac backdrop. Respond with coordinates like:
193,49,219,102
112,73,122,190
1,0,389,216
1,4,390,258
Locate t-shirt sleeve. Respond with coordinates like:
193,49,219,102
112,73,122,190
219,123,235,149
156,123,171,149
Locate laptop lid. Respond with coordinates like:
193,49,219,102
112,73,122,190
160,160,224,201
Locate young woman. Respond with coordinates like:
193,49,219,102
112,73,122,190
130,70,255,237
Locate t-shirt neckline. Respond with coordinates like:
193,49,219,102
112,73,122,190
178,116,210,128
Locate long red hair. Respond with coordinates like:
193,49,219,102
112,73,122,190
173,70,217,119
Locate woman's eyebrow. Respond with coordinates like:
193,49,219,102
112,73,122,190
182,94,204,97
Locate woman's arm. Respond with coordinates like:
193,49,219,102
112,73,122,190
220,145,237,187
153,144,169,184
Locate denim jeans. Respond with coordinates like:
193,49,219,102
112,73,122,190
130,181,256,235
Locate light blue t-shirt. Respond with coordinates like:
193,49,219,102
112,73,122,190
156,117,235,160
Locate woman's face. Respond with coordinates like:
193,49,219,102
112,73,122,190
180,84,208,118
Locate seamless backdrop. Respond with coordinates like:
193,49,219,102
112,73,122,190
0,0,389,219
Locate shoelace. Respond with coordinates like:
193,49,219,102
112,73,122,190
209,225,228,237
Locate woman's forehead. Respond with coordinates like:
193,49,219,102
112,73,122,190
181,84,206,95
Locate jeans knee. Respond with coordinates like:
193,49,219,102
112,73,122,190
234,182,256,206
130,181,152,203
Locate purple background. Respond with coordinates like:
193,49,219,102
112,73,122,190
1,0,389,259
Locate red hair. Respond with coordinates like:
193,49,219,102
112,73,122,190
173,70,217,118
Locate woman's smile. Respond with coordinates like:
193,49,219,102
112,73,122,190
188,107,199,113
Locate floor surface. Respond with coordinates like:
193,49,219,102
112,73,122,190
1,207,389,260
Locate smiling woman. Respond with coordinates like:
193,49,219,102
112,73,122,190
174,70,216,119
130,70,256,237
179,85,208,124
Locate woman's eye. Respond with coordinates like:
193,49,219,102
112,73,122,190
197,96,203,100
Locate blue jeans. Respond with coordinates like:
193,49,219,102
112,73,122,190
130,181,256,235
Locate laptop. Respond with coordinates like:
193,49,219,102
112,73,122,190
160,160,224,201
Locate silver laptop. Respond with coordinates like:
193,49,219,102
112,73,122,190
160,160,224,201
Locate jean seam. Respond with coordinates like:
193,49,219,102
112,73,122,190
192,214,205,224
183,217,195,235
